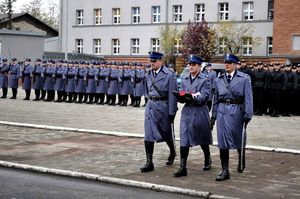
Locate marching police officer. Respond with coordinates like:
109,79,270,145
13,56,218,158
8,58,20,99
21,58,34,100
212,54,253,181
140,52,178,173
173,55,212,177
0,58,10,98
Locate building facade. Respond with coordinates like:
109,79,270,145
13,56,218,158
59,0,275,60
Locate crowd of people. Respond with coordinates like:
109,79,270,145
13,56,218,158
0,58,149,107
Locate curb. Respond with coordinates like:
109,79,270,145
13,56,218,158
0,161,238,199
1,121,300,155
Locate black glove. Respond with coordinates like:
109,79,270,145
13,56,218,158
184,93,193,104
169,115,175,123
210,117,216,130
244,118,251,129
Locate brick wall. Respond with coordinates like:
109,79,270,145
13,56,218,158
273,0,300,56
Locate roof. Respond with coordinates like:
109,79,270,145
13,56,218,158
0,12,58,35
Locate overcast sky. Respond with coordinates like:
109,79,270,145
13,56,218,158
0,0,59,12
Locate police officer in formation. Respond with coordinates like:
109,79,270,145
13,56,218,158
21,58,34,100
8,58,20,99
0,58,9,98
212,54,253,181
173,55,212,177
106,63,119,106
76,61,88,103
32,59,45,101
140,52,178,173
202,63,217,111
131,63,145,107
43,60,56,102
65,61,79,103
54,60,67,102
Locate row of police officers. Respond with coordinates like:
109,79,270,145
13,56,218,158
0,58,148,107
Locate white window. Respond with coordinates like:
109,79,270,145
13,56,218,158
267,37,273,55
173,5,182,23
242,37,253,56
132,7,140,24
112,39,120,55
94,39,101,55
218,37,228,55
219,3,229,21
94,9,102,25
292,36,300,51
174,39,182,55
151,38,160,52
76,10,84,25
268,0,274,20
131,39,140,55
152,6,161,23
195,4,205,22
243,2,254,21
75,39,83,54
113,8,121,24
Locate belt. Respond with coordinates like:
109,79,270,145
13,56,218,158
23,74,31,77
122,77,131,81
45,74,53,77
110,78,118,80
88,76,95,79
149,96,168,101
219,98,244,105
56,75,63,78
78,76,85,79
99,77,106,80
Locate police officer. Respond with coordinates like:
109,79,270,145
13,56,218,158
282,64,297,116
8,58,20,99
43,60,56,102
32,59,45,101
202,63,217,111
239,59,254,80
173,55,212,177
140,52,178,173
95,61,109,104
0,58,10,98
107,62,119,106
75,61,88,103
21,58,34,100
212,54,253,181
54,60,67,102
132,63,145,107
86,61,98,104
296,65,300,116
252,61,268,115
65,61,78,103
118,62,132,106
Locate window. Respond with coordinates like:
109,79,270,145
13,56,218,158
173,5,182,23
113,8,121,24
94,39,101,55
76,10,84,25
112,39,120,55
94,9,102,25
243,2,254,21
195,4,205,22
267,37,273,55
219,3,229,21
268,0,274,20
174,39,182,55
132,7,140,24
152,6,161,23
131,39,140,55
218,37,228,55
151,38,160,52
242,37,253,56
292,36,300,51
75,39,83,53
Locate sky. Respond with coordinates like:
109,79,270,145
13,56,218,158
0,0,59,12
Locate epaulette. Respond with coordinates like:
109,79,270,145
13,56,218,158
218,73,225,78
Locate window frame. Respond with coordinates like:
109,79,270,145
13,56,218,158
267,37,273,55
243,2,254,21
94,9,102,25
131,38,140,55
112,39,120,55
173,5,183,23
76,10,84,25
218,37,228,55
195,4,205,22
219,3,229,21
151,38,160,52
132,7,141,24
112,8,121,24
152,6,161,23
242,37,253,56
93,39,101,55
75,39,83,54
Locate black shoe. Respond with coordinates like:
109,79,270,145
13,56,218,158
203,158,212,171
140,163,154,173
173,167,187,177
23,98,29,100
216,169,230,181
0,96,7,99
9,96,16,99
33,98,39,101
166,153,176,166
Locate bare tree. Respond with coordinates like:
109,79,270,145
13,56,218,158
0,0,16,29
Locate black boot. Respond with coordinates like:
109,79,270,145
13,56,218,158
133,97,141,107
143,97,148,107
173,147,189,177
76,93,83,103
123,96,128,107
1,87,8,98
33,89,40,101
10,88,17,99
117,95,122,105
23,89,30,100
140,141,154,172
237,149,246,173
94,94,100,104
216,149,230,181
40,90,46,100
201,144,212,171
166,141,177,165
129,95,134,106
